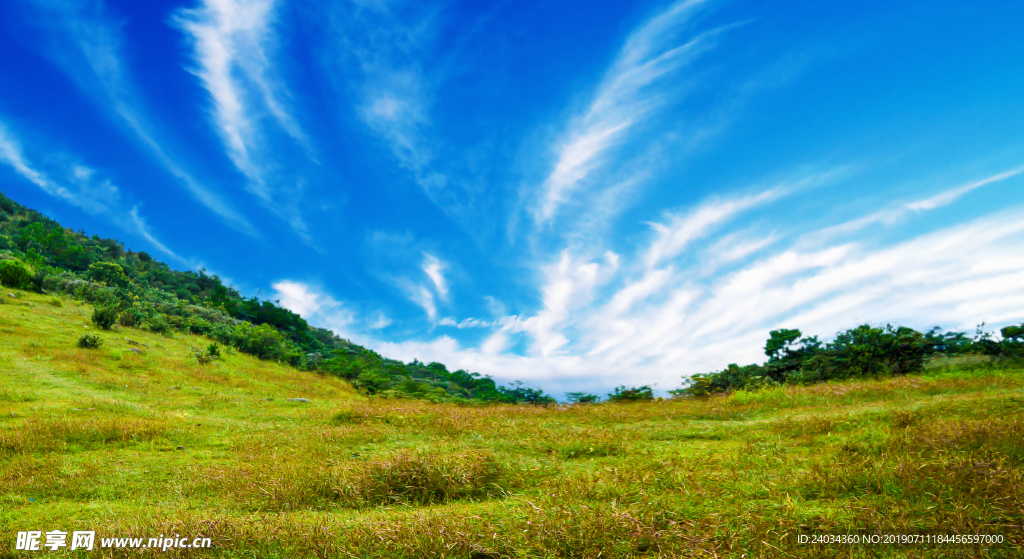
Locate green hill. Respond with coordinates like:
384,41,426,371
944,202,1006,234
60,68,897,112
0,190,529,404
2,289,1024,557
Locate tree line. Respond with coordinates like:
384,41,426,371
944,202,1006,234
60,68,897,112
676,322,1024,396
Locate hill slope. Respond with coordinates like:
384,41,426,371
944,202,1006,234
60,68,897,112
0,190,534,404
3,289,1024,558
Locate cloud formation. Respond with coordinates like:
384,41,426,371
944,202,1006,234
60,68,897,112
422,253,448,299
174,0,313,234
373,169,1024,396
272,280,358,335
534,0,720,224
21,0,254,233
0,120,181,261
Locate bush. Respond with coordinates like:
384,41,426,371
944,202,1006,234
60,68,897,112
91,305,119,330
48,297,63,307
607,385,655,402
498,381,556,405
185,316,214,335
30,269,47,292
233,323,288,360
85,262,130,288
118,305,143,327
189,345,215,365
354,369,389,395
0,259,32,289
77,333,103,349
565,392,601,404
146,314,169,334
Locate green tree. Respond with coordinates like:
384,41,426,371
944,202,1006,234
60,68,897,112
0,259,33,289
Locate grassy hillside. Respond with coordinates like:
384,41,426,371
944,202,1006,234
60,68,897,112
0,190,538,404
2,288,1024,558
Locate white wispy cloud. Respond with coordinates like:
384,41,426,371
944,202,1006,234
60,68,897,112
643,188,783,268
906,165,1024,211
513,250,620,357
1,123,126,217
321,3,494,230
534,0,723,224
174,0,312,234
22,0,254,234
271,280,362,336
127,207,183,263
440,317,495,329
0,125,58,193
403,281,437,320
367,311,393,330
816,166,1024,240
421,252,449,300
273,279,334,317
368,170,1024,397
0,120,181,261
358,65,433,174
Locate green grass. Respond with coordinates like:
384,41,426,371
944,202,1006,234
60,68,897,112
1,288,1023,557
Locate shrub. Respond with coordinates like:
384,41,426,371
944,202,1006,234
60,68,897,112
146,314,169,334
49,297,63,307
0,259,32,289
207,343,221,359
91,305,119,330
354,369,389,395
77,333,103,349
189,345,215,365
185,316,213,335
85,262,130,288
607,385,655,402
30,269,47,292
118,305,143,327
565,392,601,404
233,322,288,360
498,381,556,405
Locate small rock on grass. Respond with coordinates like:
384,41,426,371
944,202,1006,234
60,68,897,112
287,397,311,403
176,446,185,451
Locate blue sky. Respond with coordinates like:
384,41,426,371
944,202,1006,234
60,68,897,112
2,0,1024,396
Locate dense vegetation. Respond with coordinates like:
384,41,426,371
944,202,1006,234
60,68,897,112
681,323,1024,396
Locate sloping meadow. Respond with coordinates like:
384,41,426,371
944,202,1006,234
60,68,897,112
2,290,1024,557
